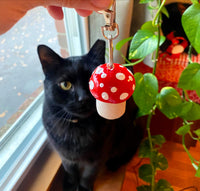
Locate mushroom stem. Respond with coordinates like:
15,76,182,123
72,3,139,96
96,100,126,120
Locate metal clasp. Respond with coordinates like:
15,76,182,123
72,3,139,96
98,0,119,69
99,0,119,40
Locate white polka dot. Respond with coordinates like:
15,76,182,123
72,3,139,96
100,83,104,88
116,73,125,80
133,84,135,91
111,87,117,93
101,73,107,78
96,67,103,74
128,76,133,81
89,80,94,90
120,93,129,100
102,92,109,100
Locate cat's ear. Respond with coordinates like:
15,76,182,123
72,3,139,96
37,45,63,76
87,39,106,65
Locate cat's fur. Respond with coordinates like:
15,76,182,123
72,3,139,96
37,40,143,191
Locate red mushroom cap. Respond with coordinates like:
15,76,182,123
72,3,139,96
89,63,135,103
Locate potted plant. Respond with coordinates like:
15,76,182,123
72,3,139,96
116,0,200,190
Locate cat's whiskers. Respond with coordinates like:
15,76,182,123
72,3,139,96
46,108,78,138
46,109,69,135
60,113,73,141
60,112,72,128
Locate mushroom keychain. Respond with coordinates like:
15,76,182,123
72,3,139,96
89,0,136,120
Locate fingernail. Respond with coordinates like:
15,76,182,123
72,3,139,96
91,0,113,10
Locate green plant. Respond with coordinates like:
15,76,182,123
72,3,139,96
116,0,200,190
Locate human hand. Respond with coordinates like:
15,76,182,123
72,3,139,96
0,0,112,35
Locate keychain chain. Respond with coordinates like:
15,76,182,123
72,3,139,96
89,1,136,120
99,0,119,69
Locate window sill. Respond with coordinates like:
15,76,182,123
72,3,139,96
18,145,126,191
17,144,61,191
17,140,200,191
49,160,126,191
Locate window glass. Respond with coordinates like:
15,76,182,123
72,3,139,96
0,7,60,138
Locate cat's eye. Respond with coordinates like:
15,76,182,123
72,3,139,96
60,81,72,91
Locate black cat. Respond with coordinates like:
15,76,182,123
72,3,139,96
37,40,143,191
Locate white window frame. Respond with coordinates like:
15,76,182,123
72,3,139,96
64,8,89,55
0,9,89,191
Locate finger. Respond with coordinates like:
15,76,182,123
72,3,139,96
46,0,112,11
75,9,93,17
47,6,64,20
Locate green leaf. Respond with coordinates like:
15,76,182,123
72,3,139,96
152,152,168,171
161,7,169,18
139,0,154,4
191,0,199,4
152,135,166,146
141,21,157,33
139,164,153,183
178,101,193,117
137,185,151,191
133,73,158,114
178,63,200,91
156,87,183,119
139,135,166,158
176,124,191,136
195,164,200,177
129,29,165,59
155,179,174,191
147,5,158,10
136,109,149,118
139,139,151,158
180,101,200,121
196,89,200,97
194,128,200,137
182,4,200,53
115,36,133,51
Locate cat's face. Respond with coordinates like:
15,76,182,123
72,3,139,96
37,40,105,118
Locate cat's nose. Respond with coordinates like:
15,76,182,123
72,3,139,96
78,95,89,104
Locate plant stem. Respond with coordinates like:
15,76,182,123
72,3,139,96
146,113,155,191
188,131,199,141
183,90,190,101
182,90,186,101
182,135,199,165
120,51,132,64
152,0,166,27
123,57,145,67
188,45,193,64
152,24,161,75
152,0,163,75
